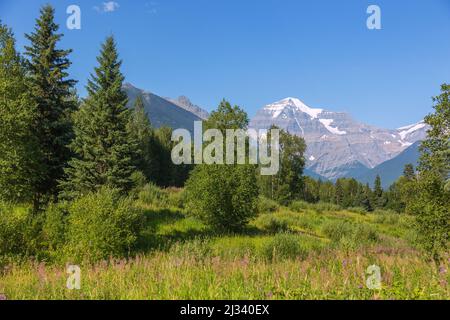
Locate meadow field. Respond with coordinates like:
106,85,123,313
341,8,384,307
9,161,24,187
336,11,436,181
1,189,448,300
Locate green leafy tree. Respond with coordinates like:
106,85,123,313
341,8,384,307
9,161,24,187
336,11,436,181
185,100,258,232
0,22,41,203
61,36,136,199
411,84,450,261
259,126,306,204
24,5,77,205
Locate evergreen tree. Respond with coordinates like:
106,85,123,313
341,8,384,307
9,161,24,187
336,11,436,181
24,5,77,205
374,175,382,198
0,22,41,203
403,164,415,181
61,36,136,199
153,126,176,187
127,95,159,183
334,179,344,206
363,183,374,212
373,175,386,208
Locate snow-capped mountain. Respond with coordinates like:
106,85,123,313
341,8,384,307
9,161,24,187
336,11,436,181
249,97,429,180
396,121,428,145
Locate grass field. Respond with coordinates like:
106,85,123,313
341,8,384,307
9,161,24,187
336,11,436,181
0,198,448,300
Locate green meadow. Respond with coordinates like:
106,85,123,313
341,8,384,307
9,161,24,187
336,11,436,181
1,189,448,300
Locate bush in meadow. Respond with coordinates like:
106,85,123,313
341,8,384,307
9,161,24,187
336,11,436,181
0,203,43,260
64,187,145,263
137,183,169,207
262,233,308,261
185,164,259,232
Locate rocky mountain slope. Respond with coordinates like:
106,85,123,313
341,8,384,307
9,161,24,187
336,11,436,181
123,83,206,132
356,141,421,188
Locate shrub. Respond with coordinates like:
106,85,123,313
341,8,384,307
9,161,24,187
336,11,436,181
64,188,145,263
165,188,185,209
257,215,289,233
312,202,341,213
0,203,45,262
261,233,308,261
322,220,379,248
257,196,279,214
347,207,367,214
42,202,69,253
137,183,169,207
322,220,354,242
0,203,30,257
185,164,259,232
374,211,400,225
288,201,310,212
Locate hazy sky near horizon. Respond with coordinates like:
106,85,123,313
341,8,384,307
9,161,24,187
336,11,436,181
1,0,450,128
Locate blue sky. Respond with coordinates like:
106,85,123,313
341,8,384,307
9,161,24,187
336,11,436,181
1,0,450,128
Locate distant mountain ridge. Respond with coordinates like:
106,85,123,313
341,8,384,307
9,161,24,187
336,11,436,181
356,141,421,188
167,96,209,120
123,83,208,132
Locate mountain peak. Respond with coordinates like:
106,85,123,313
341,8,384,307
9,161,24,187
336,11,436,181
265,97,324,119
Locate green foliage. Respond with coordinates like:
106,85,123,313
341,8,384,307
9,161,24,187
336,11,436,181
137,183,169,207
289,200,341,213
262,233,308,261
42,202,69,252
186,164,258,232
185,100,259,232
259,127,306,204
322,220,379,248
257,196,280,213
257,215,289,233
24,5,77,204
408,173,449,261
64,187,145,263
61,36,136,199
152,126,191,187
411,84,450,261
0,203,43,258
0,22,41,203
127,95,160,184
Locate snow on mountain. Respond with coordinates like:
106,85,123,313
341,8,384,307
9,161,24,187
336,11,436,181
249,97,428,180
266,98,323,119
318,119,347,135
397,120,428,142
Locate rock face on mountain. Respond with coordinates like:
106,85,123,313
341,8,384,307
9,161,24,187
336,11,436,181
249,97,428,180
123,83,206,132
356,141,421,188
167,96,209,120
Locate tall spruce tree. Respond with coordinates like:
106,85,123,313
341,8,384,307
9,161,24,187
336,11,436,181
127,95,158,183
0,22,41,203
61,36,136,199
24,5,77,205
